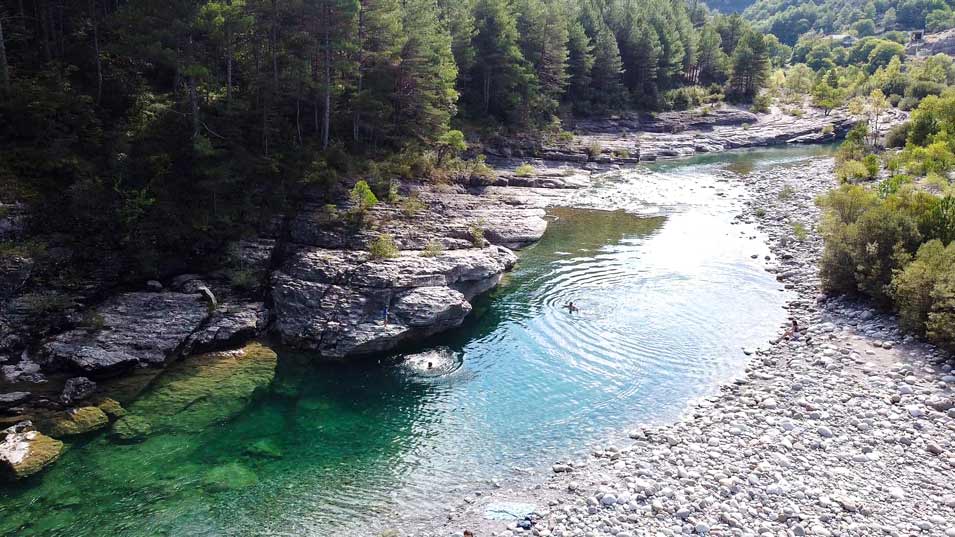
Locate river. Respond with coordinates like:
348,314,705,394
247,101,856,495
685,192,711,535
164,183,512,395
0,145,835,537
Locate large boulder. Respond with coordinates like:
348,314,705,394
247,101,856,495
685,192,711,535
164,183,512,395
184,301,268,353
271,246,515,357
0,422,63,480
40,292,210,376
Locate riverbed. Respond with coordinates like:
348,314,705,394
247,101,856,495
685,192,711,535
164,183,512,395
0,145,836,537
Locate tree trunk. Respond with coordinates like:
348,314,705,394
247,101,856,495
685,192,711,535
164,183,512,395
226,33,233,109
321,2,331,150
483,70,491,113
0,17,9,92
353,0,365,142
90,0,103,104
226,0,233,109
188,37,199,139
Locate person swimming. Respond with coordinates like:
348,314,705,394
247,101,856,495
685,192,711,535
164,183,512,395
563,301,579,313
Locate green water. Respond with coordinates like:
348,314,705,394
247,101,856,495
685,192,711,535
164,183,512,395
0,145,831,536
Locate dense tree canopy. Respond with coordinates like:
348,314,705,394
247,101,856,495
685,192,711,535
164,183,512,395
0,0,777,278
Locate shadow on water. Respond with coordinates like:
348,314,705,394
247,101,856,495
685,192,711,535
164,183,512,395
0,145,823,536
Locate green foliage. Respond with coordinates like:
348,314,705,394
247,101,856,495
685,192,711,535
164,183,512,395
514,163,535,177
750,92,772,112
778,184,796,200
585,141,603,159
420,239,445,257
368,234,400,259
435,130,468,165
754,207,767,217
469,224,486,247
791,222,809,241
469,155,497,185
863,154,881,179
878,174,912,198
400,195,426,217
891,240,955,348
350,180,379,212
836,160,871,183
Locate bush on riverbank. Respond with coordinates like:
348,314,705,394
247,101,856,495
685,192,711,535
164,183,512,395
818,184,955,348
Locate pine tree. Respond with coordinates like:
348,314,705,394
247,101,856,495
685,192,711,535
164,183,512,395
565,20,595,113
590,21,626,112
728,29,769,101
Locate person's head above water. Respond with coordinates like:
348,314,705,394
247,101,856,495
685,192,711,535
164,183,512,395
427,362,433,369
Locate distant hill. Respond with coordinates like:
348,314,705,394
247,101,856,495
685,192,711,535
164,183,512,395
742,0,955,45
702,0,759,13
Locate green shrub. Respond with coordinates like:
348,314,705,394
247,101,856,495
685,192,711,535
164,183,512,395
863,154,880,179
469,155,496,185
613,148,631,158
820,124,835,136
884,122,910,148
420,239,444,257
778,185,796,200
557,131,574,143
792,222,809,241
750,92,772,113
351,180,379,212
836,160,870,183
368,234,399,259
469,225,486,247
400,195,426,217
818,185,923,303
891,239,955,347
514,163,535,177
585,141,603,159
754,207,767,218
878,174,911,198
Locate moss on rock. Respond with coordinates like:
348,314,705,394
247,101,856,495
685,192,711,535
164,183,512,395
96,398,126,420
0,430,64,479
122,343,278,434
48,406,109,437
245,438,283,459
108,415,152,443
202,462,258,492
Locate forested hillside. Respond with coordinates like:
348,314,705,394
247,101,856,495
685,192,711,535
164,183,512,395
744,0,955,44
0,0,775,279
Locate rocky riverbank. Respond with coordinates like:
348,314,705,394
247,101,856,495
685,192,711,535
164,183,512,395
417,159,955,537
1,106,863,482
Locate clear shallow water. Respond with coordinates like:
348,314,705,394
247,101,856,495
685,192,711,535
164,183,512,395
0,145,832,537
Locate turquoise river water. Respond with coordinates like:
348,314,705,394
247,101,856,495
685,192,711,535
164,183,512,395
0,145,834,536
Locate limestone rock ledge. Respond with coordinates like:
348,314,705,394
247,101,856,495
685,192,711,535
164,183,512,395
272,245,517,357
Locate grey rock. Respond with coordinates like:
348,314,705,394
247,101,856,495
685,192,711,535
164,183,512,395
41,293,209,375
0,392,30,410
60,377,97,404
185,302,268,353
272,246,516,358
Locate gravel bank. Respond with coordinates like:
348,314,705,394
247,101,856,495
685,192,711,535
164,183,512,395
420,158,955,537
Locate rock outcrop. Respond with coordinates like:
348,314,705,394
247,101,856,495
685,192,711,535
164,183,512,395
272,245,516,357
272,183,542,358
39,292,210,376
0,422,63,479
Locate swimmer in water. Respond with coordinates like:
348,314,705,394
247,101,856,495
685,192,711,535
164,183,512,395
563,301,579,313
427,362,433,369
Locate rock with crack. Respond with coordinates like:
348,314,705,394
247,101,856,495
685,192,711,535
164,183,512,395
184,301,268,354
271,246,516,357
40,292,210,376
